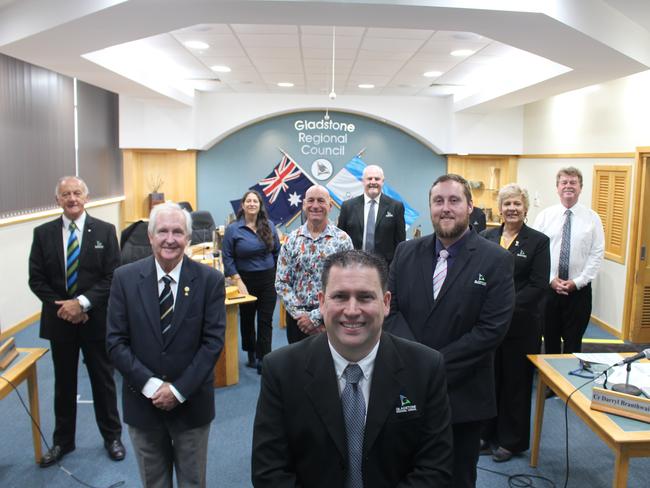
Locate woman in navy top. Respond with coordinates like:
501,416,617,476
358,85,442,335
223,190,280,374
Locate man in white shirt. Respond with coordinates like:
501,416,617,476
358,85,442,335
253,250,453,488
337,165,406,265
533,167,605,354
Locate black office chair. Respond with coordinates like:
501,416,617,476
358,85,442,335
190,210,216,244
120,220,152,265
178,201,194,212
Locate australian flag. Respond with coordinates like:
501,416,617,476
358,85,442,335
231,155,313,226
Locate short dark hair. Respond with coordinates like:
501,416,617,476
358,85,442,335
322,250,388,292
429,173,473,204
556,167,583,187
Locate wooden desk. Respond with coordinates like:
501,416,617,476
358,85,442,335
0,347,48,463
213,295,257,387
528,354,650,488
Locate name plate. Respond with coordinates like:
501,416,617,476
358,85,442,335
591,387,650,423
0,337,18,370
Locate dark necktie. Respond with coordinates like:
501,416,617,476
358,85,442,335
66,222,80,296
160,275,174,335
342,364,365,488
433,249,449,299
364,200,376,252
558,209,572,280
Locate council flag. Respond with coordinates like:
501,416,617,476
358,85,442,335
326,156,420,227
231,155,313,225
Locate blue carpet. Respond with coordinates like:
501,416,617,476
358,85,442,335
1,317,649,487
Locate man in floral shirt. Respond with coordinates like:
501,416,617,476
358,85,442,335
275,185,353,344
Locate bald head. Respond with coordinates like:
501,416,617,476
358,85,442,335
303,185,331,229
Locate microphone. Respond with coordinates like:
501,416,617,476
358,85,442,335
616,348,650,366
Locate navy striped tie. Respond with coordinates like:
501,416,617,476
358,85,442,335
160,275,174,335
66,222,80,296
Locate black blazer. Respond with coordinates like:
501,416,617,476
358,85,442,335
28,214,120,342
480,224,550,338
338,193,406,263
252,333,453,488
386,231,514,423
106,255,226,429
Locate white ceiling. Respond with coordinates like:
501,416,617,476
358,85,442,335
2,0,650,113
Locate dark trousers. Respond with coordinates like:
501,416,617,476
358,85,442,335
239,268,277,359
50,338,122,449
544,284,592,354
285,313,310,344
452,420,482,488
482,327,541,452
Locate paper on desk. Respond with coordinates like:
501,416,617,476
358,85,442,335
573,352,624,366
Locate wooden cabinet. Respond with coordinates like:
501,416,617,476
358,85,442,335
447,155,518,224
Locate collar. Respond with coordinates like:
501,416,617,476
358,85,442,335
328,338,380,383
435,227,471,258
62,211,87,231
154,257,183,283
363,193,381,206
298,221,335,239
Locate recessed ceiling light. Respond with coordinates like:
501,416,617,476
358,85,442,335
210,65,231,73
184,40,209,50
450,49,474,57
277,82,294,87
358,84,375,89
423,71,442,78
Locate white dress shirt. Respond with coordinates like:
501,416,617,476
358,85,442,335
363,193,381,251
61,212,90,311
141,258,186,403
533,202,605,289
328,339,380,418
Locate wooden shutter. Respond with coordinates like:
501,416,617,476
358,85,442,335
592,166,631,264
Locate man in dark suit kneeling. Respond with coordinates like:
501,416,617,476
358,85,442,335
252,249,453,488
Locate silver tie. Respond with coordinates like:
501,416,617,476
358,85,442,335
433,249,449,299
342,364,365,488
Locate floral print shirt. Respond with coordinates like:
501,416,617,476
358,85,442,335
275,222,353,323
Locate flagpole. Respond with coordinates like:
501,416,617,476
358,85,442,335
356,147,366,158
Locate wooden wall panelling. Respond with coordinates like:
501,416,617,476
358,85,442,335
122,149,197,224
447,155,518,224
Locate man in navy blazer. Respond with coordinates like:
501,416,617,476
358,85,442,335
386,174,514,488
107,202,225,487
253,250,453,488
29,176,124,466
337,165,406,265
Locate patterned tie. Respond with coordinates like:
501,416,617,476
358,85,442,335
342,364,365,488
558,209,572,280
66,222,80,296
433,249,449,299
364,199,376,252
160,275,174,335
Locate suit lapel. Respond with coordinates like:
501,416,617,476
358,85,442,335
304,335,347,461
416,235,436,310
374,197,389,227
433,231,476,308
509,224,529,254
138,257,164,346
55,217,65,277
364,335,403,454
354,197,365,231
163,257,197,346
79,215,94,261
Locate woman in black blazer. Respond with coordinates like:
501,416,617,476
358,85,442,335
480,183,550,462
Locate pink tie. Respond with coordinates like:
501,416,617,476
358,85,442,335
433,249,449,299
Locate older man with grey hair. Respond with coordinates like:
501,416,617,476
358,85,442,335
107,202,225,487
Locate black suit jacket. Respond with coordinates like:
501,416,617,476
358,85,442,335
481,224,550,338
338,193,406,263
252,333,453,488
28,214,120,342
386,231,514,423
106,255,226,429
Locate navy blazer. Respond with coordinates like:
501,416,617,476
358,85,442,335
386,231,514,423
338,193,406,263
480,224,550,338
29,214,120,342
106,255,225,429
252,333,453,488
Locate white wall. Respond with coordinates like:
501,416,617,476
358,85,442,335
518,158,634,332
524,70,650,153
120,92,524,155
0,201,122,334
